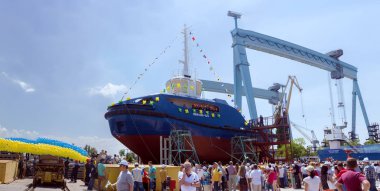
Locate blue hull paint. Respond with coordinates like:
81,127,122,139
106,94,248,137
108,113,250,138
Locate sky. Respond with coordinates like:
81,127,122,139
0,1,379,156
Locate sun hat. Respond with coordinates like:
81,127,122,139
119,160,129,166
306,165,314,172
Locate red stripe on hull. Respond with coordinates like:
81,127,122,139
115,135,231,164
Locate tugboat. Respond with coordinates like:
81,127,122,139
104,27,253,163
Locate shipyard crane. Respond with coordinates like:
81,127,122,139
272,75,303,119
282,76,303,115
290,121,320,152
226,11,377,141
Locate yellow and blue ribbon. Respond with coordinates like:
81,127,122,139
0,138,88,162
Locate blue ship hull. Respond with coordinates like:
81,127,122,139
105,94,253,163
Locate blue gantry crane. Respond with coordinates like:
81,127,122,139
225,11,376,141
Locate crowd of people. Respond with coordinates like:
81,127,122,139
171,157,380,191
16,154,38,179
89,157,380,191
15,149,380,191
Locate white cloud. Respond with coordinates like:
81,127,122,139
89,83,127,98
0,124,39,139
1,72,35,93
13,79,35,92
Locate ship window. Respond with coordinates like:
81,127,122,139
192,103,219,112
136,97,153,104
168,98,219,112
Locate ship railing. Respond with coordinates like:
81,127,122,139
249,115,288,128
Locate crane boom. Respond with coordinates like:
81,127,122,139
291,121,320,151
285,76,302,114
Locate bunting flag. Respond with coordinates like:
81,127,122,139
189,31,233,101
120,34,179,101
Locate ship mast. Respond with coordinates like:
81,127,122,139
181,25,191,78
166,24,202,98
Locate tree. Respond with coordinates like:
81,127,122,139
346,139,361,146
119,149,126,157
277,138,307,159
83,145,98,157
364,139,377,145
125,152,136,163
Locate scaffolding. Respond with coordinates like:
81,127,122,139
169,130,199,165
250,115,292,163
160,136,171,165
231,136,259,164
368,123,380,142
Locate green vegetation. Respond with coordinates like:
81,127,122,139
346,139,361,146
119,149,126,158
125,152,137,163
364,139,377,145
83,144,98,157
277,138,308,159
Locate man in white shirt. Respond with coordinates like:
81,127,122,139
132,163,144,191
195,164,204,179
249,164,262,191
179,161,200,191
110,160,134,191
226,161,237,191
278,165,285,188
301,164,308,179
